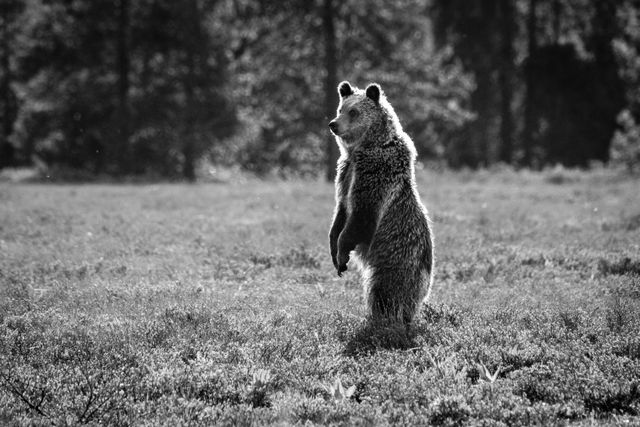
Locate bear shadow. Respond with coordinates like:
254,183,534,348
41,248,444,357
343,319,419,357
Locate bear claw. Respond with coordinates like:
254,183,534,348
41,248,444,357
337,264,347,277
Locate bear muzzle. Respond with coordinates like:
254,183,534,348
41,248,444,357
328,121,339,135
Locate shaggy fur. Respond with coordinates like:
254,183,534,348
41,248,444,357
328,81,434,325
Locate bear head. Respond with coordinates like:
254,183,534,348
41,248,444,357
328,81,393,148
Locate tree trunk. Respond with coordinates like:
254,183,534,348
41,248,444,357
552,0,562,44
117,0,130,174
498,0,515,164
590,0,625,162
471,70,491,168
323,0,339,182
182,0,199,182
183,54,197,183
522,0,538,167
183,140,196,182
0,1,14,167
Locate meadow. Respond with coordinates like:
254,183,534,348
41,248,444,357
1,167,639,426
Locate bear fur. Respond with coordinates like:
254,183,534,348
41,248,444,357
328,81,434,325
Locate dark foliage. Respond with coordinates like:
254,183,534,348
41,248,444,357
1,0,640,178
432,0,637,169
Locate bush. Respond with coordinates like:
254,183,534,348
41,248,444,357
610,110,640,173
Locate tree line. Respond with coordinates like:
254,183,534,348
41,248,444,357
1,0,639,180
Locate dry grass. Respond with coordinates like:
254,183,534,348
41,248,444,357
1,168,639,425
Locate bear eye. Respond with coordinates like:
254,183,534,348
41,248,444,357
349,109,358,119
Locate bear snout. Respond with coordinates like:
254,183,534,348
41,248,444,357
328,121,339,135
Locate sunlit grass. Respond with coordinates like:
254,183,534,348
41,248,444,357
1,168,639,425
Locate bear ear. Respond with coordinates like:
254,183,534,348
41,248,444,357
365,83,381,104
338,81,353,98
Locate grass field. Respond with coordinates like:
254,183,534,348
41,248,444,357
1,168,639,425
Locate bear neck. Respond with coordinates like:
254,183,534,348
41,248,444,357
359,115,396,149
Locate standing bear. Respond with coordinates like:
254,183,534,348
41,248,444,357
328,81,434,325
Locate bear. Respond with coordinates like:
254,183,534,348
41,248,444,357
328,81,434,325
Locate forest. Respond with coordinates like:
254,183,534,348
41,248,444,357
1,0,640,180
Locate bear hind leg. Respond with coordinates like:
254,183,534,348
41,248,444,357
367,271,423,325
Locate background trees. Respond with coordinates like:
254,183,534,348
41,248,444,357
1,0,640,179
0,0,24,168
432,0,631,168
7,0,236,179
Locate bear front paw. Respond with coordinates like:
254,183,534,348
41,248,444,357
336,252,350,277
337,263,348,277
